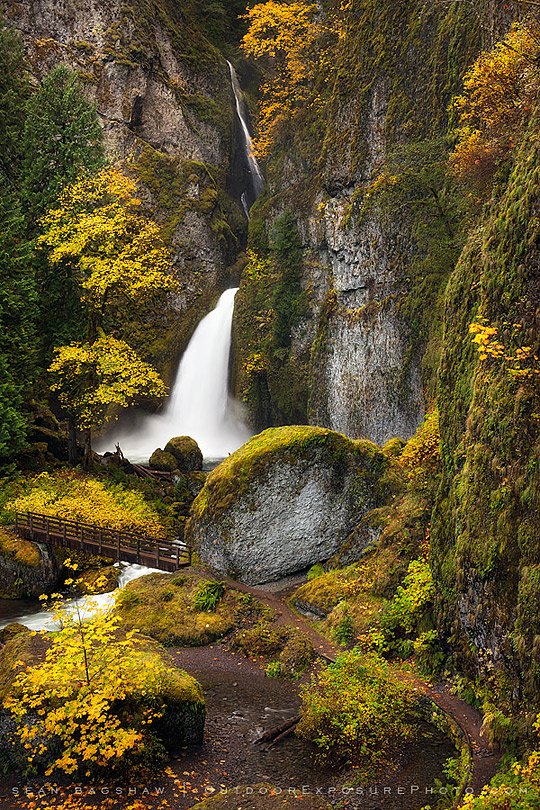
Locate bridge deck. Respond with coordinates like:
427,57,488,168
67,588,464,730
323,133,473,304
15,512,190,573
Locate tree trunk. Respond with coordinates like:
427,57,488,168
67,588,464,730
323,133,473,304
68,416,79,465
83,429,92,469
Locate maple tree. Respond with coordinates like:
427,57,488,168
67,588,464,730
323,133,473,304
241,1,320,157
38,168,177,462
450,24,540,192
4,568,170,777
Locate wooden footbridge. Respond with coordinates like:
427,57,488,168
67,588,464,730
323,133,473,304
15,512,191,573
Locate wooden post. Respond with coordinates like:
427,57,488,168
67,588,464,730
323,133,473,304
176,545,180,569
117,532,121,560
137,536,141,565
99,529,103,556
29,513,33,539
156,541,160,569
15,513,18,534
63,523,67,547
45,517,50,544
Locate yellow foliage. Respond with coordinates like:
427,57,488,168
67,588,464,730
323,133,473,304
0,527,40,567
399,410,441,482
469,320,539,381
38,167,177,311
9,472,168,538
450,24,540,189
3,602,170,776
241,1,321,157
49,335,166,431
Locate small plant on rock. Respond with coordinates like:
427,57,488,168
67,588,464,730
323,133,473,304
192,580,225,612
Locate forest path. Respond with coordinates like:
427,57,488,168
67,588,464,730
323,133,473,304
219,573,502,802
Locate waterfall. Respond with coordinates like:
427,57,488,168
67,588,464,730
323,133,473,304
97,63,264,465
227,60,265,212
97,289,251,463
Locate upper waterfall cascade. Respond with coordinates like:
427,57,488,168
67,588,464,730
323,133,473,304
227,60,265,215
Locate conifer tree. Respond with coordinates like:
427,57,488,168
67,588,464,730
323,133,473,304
21,65,104,226
0,185,36,469
0,19,31,183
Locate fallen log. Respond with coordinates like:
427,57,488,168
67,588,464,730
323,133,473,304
253,715,300,746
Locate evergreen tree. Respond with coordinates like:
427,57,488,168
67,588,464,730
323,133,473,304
0,19,31,183
0,188,36,468
21,66,105,357
21,65,104,226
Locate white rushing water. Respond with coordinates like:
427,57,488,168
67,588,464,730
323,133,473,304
97,288,252,463
0,564,156,632
227,60,265,214
96,64,263,464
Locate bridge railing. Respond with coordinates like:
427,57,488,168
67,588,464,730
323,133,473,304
14,512,190,572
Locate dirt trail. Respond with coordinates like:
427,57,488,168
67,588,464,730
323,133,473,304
221,574,502,800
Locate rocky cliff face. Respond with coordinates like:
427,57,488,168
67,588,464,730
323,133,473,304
234,0,517,444
4,0,246,375
431,109,540,708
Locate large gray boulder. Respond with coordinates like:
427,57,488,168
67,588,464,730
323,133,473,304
187,427,400,585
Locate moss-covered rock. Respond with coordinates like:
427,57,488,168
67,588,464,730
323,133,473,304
114,571,244,647
0,528,59,599
75,565,120,595
164,436,203,472
0,626,205,774
431,108,540,709
190,784,331,810
187,427,398,584
149,448,178,472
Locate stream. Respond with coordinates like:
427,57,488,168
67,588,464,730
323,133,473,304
0,563,156,631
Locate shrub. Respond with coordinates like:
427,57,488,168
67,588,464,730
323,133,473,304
2,599,203,777
332,601,355,646
296,650,417,774
307,563,325,581
381,559,435,637
265,661,282,679
8,472,167,538
229,622,289,658
450,24,540,193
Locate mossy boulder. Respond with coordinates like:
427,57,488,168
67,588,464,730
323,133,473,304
149,448,178,472
165,436,203,472
191,784,331,810
114,572,245,647
75,565,120,595
0,529,59,599
187,427,398,585
0,627,205,774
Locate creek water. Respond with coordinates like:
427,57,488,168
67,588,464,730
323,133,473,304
0,563,156,631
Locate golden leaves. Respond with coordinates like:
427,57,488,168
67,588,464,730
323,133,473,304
48,335,167,431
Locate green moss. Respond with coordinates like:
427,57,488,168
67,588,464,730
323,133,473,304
115,572,243,647
149,449,178,472
431,111,540,708
164,436,203,472
191,426,389,523
233,212,311,427
0,528,40,568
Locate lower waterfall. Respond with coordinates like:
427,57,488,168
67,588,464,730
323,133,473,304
96,289,252,463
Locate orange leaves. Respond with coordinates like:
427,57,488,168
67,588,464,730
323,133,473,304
241,1,321,158
449,24,540,192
